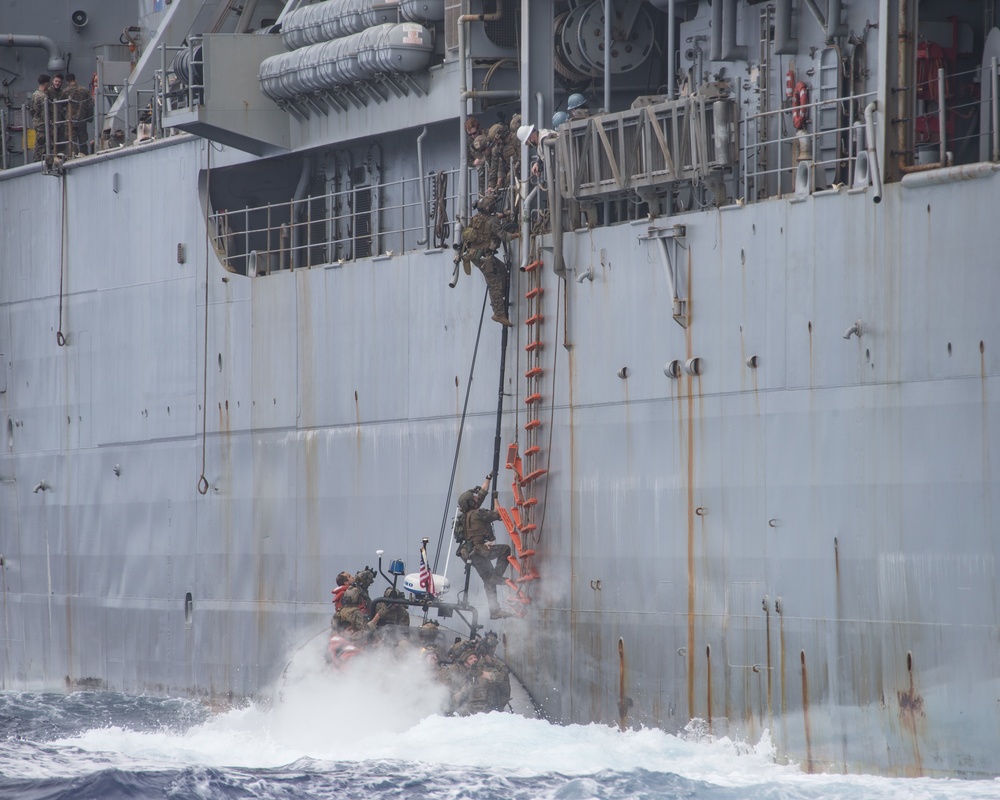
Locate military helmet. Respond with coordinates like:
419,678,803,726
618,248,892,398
487,122,507,142
472,133,487,152
448,638,474,662
509,113,521,129
478,630,500,654
458,487,479,511
475,193,497,212
420,619,440,635
567,93,588,111
552,110,570,127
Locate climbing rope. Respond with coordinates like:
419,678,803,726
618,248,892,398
431,286,489,572
197,143,212,495
490,241,515,494
56,175,67,347
433,170,450,248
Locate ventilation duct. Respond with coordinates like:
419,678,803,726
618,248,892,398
0,34,67,71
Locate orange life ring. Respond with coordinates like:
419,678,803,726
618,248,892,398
792,81,809,130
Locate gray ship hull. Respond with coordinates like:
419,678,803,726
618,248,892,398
2,0,1000,781
3,137,999,776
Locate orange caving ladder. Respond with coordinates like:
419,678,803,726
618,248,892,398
497,257,547,613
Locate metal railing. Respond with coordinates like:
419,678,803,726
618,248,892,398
0,105,28,169
159,36,206,115
741,88,877,201
741,60,1000,199
894,61,1000,170
209,167,467,275
556,89,739,202
20,96,94,166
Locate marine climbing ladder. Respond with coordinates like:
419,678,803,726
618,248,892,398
496,255,548,613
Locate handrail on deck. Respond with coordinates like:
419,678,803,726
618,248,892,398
208,166,477,275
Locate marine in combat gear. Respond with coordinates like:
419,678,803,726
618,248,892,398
456,197,517,327
64,73,94,155
30,74,51,163
457,474,513,619
442,632,511,714
332,567,383,632
377,586,411,627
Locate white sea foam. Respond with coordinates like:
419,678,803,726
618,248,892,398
4,647,1000,799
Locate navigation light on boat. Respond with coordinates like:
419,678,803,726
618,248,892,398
389,559,405,575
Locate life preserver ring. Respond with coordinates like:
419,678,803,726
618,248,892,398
792,82,809,130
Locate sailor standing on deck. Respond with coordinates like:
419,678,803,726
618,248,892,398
30,74,51,163
458,474,513,619
48,73,67,155
516,124,558,178
64,73,93,155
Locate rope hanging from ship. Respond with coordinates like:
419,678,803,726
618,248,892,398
431,287,490,572
432,219,518,612
490,222,517,485
197,143,212,495
56,174,67,347
432,170,450,249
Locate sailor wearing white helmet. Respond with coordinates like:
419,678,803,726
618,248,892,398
516,123,558,177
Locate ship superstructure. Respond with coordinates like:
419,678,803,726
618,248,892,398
2,0,1000,778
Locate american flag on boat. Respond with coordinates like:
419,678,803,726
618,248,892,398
418,545,436,596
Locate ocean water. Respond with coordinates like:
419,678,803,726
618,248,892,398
3,647,1000,800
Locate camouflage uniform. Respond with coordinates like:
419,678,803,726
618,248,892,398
470,133,490,189
443,660,473,714
47,80,68,155
335,585,373,631
477,634,511,711
458,206,515,326
492,127,520,192
30,84,50,162
457,486,511,616
65,82,93,155
463,663,493,714
484,123,508,192
378,587,411,627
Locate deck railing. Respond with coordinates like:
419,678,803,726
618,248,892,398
893,62,1000,170
209,167,473,274
740,88,879,201
555,89,739,205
